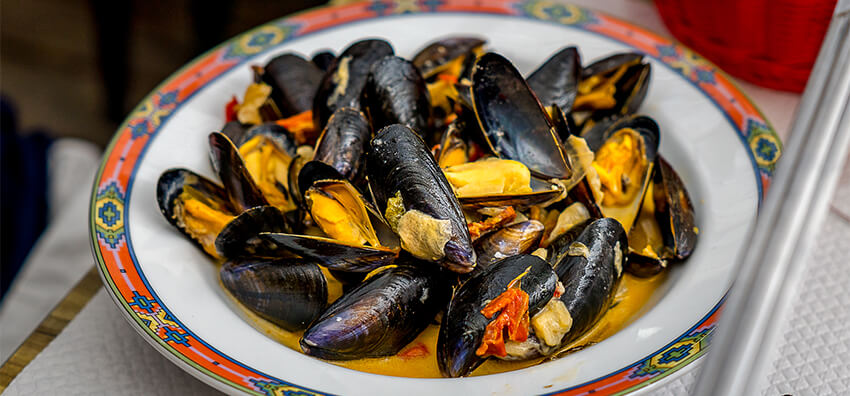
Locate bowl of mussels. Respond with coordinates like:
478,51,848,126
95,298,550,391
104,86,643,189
96,9,774,395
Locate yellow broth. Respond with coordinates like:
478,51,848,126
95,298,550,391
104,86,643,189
225,269,667,378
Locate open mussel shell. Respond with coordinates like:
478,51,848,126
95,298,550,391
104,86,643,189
156,168,236,257
458,180,566,210
527,46,582,111
434,118,469,168
300,263,451,360
311,51,335,72
654,156,697,259
255,232,397,272
304,179,383,248
580,52,643,80
296,160,346,203
262,53,323,117
313,39,394,130
576,52,651,119
582,114,659,152
437,254,558,377
362,55,432,138
313,107,371,184
367,124,476,273
238,122,298,156
475,220,545,268
412,37,486,79
220,257,327,332
214,206,290,259
592,117,660,232
208,132,269,212
551,218,627,346
470,52,571,180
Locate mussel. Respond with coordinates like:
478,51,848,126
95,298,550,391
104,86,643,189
313,107,371,184
362,55,433,137
626,156,698,276
156,168,236,258
311,51,335,72
208,132,269,212
437,254,558,377
475,220,545,268
575,53,651,120
367,124,476,273
470,53,571,180
412,37,485,79
301,263,450,360
221,257,327,331
589,116,660,232
527,46,582,111
443,158,566,210
261,53,324,118
549,218,626,346
313,39,394,129
214,206,289,259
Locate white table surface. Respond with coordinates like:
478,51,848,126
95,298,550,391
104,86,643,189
6,0,850,395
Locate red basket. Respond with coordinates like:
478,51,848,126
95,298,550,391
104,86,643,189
654,0,836,92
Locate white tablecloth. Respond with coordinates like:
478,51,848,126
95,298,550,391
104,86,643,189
6,0,850,394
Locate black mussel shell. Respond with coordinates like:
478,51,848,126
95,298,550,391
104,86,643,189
301,263,450,360
367,124,476,273
238,123,298,157
215,206,290,259
546,218,593,265
458,182,565,210
296,160,346,203
156,168,236,256
314,107,371,184
654,156,697,259
550,104,577,142
328,269,368,288
208,132,269,212
578,53,650,119
528,47,582,111
313,39,394,130
625,252,665,278
221,258,327,332
580,52,643,79
287,154,310,209
156,168,234,230
362,55,432,137
551,218,626,346
412,36,486,79
437,254,558,377
476,220,545,268
582,114,659,154
311,50,335,72
255,232,397,272
565,177,604,219
262,53,323,117
471,53,570,180
221,120,249,145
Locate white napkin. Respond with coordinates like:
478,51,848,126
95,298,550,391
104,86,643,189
3,290,219,396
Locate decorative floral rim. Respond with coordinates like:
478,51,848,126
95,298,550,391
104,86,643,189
89,1,781,395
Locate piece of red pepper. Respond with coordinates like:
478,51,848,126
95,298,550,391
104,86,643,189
475,281,530,358
225,96,239,122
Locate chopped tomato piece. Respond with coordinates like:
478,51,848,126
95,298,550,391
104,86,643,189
475,283,530,358
225,96,239,122
276,110,318,146
398,342,429,359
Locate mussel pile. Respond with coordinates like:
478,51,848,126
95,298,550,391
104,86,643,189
156,37,698,377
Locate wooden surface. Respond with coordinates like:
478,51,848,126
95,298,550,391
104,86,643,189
0,266,102,391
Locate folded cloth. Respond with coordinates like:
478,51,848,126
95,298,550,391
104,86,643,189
0,138,101,361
